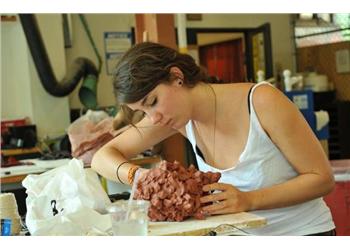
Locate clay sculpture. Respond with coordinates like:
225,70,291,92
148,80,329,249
134,160,221,222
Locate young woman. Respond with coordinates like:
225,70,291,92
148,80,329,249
91,42,335,235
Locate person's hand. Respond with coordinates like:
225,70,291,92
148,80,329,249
136,167,149,180
200,183,253,215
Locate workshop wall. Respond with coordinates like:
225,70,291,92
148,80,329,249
1,14,71,139
66,14,294,109
65,14,135,109
297,41,350,101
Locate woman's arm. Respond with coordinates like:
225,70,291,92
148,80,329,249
247,85,334,209
201,84,335,214
91,116,177,185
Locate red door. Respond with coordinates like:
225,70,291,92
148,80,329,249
199,38,245,83
324,181,350,235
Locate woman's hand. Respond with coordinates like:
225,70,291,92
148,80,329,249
200,183,253,215
136,167,149,180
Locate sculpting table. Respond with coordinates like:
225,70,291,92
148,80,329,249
148,212,266,236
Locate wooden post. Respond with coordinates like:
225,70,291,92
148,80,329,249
134,14,187,166
135,14,177,49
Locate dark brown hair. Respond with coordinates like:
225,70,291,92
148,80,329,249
112,42,211,125
112,42,209,104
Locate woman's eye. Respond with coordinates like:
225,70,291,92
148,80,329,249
150,98,157,107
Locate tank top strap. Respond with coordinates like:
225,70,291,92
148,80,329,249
241,81,276,154
248,82,272,118
185,120,196,146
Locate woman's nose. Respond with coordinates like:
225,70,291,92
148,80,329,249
150,112,162,125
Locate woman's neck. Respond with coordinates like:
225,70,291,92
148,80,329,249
190,82,216,125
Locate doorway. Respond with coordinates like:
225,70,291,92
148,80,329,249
187,23,273,83
198,37,245,83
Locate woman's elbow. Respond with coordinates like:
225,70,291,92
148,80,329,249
322,173,335,196
91,147,104,172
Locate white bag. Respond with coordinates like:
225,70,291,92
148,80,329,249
67,110,115,165
22,159,112,235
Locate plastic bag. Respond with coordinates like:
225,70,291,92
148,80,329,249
22,159,112,235
67,110,114,165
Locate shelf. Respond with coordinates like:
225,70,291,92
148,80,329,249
0,174,27,184
1,15,17,22
0,155,162,185
130,155,162,165
1,147,41,157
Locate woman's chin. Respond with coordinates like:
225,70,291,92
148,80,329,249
170,120,178,129
171,119,187,130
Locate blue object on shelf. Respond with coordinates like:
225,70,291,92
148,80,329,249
315,122,330,140
1,218,12,236
284,90,329,140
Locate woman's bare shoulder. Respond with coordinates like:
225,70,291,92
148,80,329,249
252,83,287,109
216,82,255,96
220,82,254,89
252,84,301,135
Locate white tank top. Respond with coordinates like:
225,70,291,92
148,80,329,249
185,82,335,235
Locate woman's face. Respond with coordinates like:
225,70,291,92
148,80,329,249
127,81,191,130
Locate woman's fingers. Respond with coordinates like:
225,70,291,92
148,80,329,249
202,183,232,192
200,183,246,214
201,200,227,213
200,191,226,203
208,207,236,215
201,199,243,215
137,167,149,179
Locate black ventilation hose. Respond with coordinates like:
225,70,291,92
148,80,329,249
19,14,98,97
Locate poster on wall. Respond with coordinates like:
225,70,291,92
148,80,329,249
335,49,350,73
104,31,132,75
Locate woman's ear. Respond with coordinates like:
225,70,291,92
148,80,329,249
170,67,184,82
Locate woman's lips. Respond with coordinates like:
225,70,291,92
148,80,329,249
170,119,177,128
165,119,172,126
160,119,176,128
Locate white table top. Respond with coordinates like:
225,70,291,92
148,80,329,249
0,158,71,178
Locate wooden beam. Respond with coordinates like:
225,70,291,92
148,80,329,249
134,14,187,166
135,14,177,49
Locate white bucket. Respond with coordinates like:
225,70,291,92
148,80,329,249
0,193,22,235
